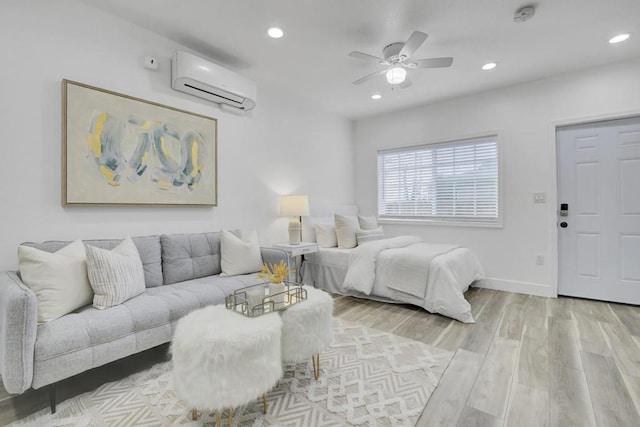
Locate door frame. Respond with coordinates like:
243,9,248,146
550,108,640,298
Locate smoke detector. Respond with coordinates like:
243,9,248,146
514,5,536,23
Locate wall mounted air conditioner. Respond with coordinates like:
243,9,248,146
171,51,256,113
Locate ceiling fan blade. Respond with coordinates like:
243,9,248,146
399,31,428,59
348,51,386,64
413,57,454,68
399,76,412,89
352,70,384,85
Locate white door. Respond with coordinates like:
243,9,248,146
557,116,640,304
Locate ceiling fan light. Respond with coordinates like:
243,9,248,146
482,62,497,70
385,67,407,84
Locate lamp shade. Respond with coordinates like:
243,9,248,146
280,195,310,216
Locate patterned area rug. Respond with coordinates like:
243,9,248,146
11,319,453,426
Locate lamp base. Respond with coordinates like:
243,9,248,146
288,218,301,245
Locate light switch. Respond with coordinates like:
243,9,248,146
533,192,546,203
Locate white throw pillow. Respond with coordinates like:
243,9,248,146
356,226,385,245
18,240,93,323
220,230,263,276
334,214,359,249
315,224,338,248
86,237,146,309
307,216,334,243
358,214,379,230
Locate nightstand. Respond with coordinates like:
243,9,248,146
272,242,319,282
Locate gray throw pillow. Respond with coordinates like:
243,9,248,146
86,237,146,309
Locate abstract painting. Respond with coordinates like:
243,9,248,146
62,80,217,206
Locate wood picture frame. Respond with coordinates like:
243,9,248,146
62,79,217,206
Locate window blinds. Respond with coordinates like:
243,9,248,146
377,136,499,222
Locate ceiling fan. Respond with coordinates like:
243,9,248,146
349,31,453,88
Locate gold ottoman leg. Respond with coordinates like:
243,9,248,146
228,407,233,427
312,353,321,380
263,393,268,414
216,409,221,426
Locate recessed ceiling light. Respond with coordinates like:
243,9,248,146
609,33,630,44
371,94,382,100
267,27,284,39
482,62,497,71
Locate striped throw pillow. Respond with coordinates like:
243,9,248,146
86,237,146,309
356,227,385,245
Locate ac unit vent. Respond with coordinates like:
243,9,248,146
172,51,256,112
184,83,246,106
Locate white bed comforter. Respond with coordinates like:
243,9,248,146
343,236,476,323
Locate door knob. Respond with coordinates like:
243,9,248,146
560,222,568,228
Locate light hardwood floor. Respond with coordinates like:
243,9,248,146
332,288,640,426
1,288,640,426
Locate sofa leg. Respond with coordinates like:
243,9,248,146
48,384,56,414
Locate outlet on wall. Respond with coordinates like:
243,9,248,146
536,254,545,265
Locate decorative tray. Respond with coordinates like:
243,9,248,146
225,281,307,317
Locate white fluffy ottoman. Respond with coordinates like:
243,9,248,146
280,286,333,379
171,305,282,422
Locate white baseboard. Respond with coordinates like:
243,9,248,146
473,277,557,298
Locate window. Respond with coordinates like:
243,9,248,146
377,135,500,225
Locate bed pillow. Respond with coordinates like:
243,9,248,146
356,227,385,245
307,216,334,243
86,237,146,309
18,239,93,323
334,214,359,249
220,230,263,276
315,224,338,248
358,214,379,230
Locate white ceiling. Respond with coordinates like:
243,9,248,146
82,0,640,120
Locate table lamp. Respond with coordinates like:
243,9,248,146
280,195,309,245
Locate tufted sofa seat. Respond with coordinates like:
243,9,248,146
0,231,287,411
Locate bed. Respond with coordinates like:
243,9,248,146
300,208,484,323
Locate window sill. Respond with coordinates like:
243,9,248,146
378,217,504,229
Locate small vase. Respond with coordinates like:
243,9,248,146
246,287,265,312
269,282,285,307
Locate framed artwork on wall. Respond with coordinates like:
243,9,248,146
62,79,217,206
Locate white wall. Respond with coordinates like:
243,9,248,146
354,57,640,297
0,1,355,270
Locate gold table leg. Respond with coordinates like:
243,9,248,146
263,393,268,414
216,409,221,426
228,407,233,427
191,408,198,421
312,353,320,380
311,354,317,379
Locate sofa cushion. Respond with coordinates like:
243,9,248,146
18,240,94,323
161,231,240,285
86,237,146,309
172,273,264,300
22,235,163,288
29,271,270,388
220,230,263,276
32,273,261,364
